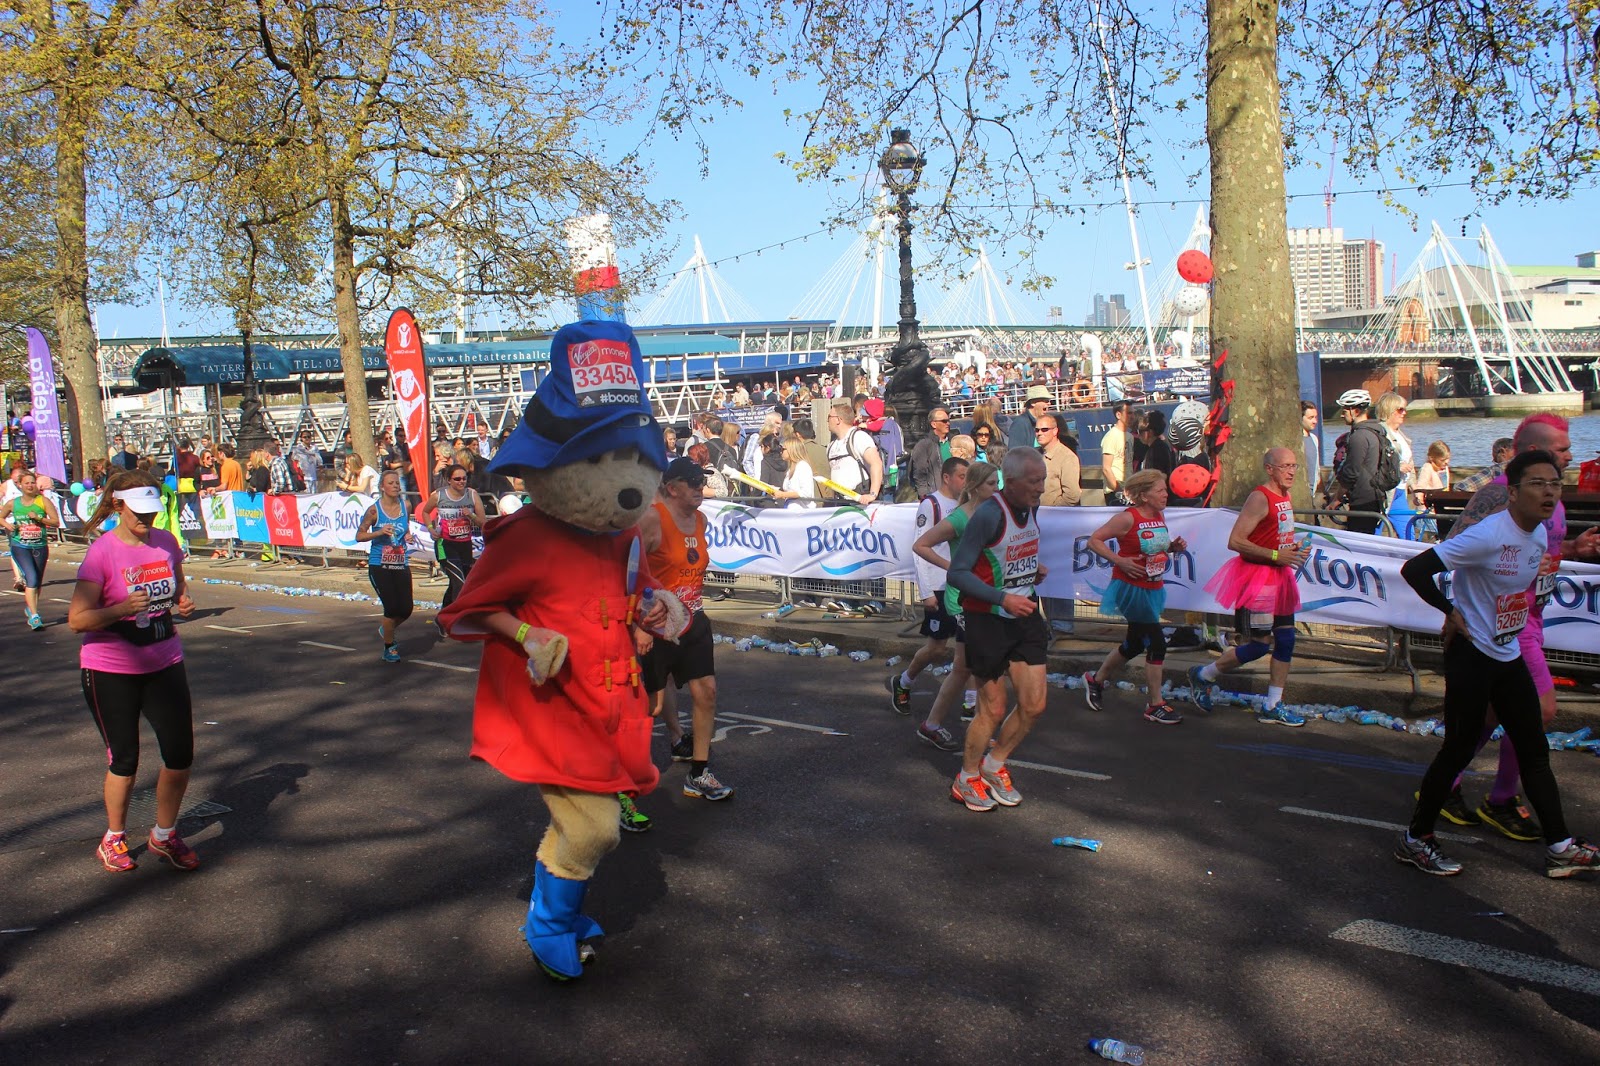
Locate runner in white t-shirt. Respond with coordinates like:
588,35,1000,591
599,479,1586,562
889,457,968,748
1396,450,1598,878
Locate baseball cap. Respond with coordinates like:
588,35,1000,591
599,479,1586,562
663,457,706,485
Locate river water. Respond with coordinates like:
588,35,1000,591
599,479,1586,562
1322,410,1600,473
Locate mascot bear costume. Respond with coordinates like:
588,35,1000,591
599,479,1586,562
440,319,687,981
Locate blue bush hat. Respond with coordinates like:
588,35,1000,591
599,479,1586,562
490,320,667,474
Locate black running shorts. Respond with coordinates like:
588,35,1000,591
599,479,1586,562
920,602,958,641
642,610,716,693
962,608,1049,681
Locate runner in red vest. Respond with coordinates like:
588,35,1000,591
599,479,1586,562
1191,447,1312,727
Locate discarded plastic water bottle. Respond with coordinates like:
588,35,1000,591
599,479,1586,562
817,644,840,658
847,650,871,662
1052,836,1102,852
1489,725,1505,742
1088,1037,1144,1064
885,655,902,667
1409,717,1439,736
1324,708,1349,724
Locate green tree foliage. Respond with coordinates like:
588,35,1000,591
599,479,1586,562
0,0,153,470
148,0,670,466
598,0,1598,503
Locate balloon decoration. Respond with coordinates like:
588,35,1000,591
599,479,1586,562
1169,463,1213,499
19,416,36,439
164,474,178,490
1174,285,1209,316
1177,249,1214,284
70,482,86,497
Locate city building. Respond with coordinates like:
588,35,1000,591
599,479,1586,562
1289,227,1385,316
1090,293,1129,328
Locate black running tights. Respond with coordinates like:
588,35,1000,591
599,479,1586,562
1411,640,1567,844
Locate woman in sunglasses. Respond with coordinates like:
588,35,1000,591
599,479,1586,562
421,462,487,617
69,470,199,873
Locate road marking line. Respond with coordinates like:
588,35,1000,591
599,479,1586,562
1006,758,1111,782
1280,806,1479,845
718,711,848,736
1331,919,1600,998
411,659,475,673
300,640,357,652
227,620,309,630
205,624,254,634
50,597,70,602
1218,742,1488,777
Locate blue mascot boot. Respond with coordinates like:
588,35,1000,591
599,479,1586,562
524,860,604,980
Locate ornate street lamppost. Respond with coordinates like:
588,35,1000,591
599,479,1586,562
879,128,940,444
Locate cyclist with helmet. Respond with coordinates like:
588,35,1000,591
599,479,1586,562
1331,389,1387,534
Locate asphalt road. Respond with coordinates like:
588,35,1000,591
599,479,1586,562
2,570,1598,1065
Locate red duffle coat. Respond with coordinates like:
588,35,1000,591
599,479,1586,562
439,506,661,795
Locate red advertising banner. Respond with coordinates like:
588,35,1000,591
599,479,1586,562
263,493,304,547
384,308,431,505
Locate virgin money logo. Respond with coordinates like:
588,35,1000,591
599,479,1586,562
568,339,628,367
271,498,290,526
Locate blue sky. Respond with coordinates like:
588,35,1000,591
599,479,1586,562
94,14,1599,341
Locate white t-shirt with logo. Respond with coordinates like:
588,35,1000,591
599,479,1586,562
1432,509,1546,662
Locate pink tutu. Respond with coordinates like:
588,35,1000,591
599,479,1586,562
1203,557,1301,615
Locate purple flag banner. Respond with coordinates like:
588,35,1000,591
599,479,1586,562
26,328,68,481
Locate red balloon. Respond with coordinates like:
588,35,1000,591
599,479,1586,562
1177,250,1214,284
1169,463,1212,499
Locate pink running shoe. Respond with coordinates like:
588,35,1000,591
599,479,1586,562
147,829,201,871
97,834,137,873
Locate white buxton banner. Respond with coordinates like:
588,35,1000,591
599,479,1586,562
698,500,1600,654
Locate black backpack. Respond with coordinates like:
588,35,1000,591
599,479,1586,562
1371,426,1403,495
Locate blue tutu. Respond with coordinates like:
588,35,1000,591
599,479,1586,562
1098,577,1165,624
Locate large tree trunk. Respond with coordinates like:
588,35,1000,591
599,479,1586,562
330,191,376,468
51,95,107,473
1206,0,1307,510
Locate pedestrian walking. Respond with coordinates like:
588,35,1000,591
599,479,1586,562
68,472,200,873
421,463,486,618
1396,448,1598,878
1190,447,1313,727
357,470,415,662
0,469,62,629
946,448,1051,812
912,461,1003,738
1081,469,1188,723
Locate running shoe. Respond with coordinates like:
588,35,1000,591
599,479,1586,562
950,772,997,812
669,735,695,762
382,644,401,663
146,829,200,871
1546,838,1600,879
617,793,652,833
1187,665,1215,713
27,611,44,631
97,833,136,873
917,723,959,751
1477,796,1540,842
889,672,912,714
1257,705,1306,728
1393,832,1463,876
1082,672,1104,712
1143,703,1183,725
683,769,734,801
980,764,1022,806
960,690,978,722
1414,787,1481,827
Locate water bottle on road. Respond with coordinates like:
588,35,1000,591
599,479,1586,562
1088,1037,1144,1064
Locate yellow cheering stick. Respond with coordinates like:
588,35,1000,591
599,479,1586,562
815,476,866,504
720,466,782,496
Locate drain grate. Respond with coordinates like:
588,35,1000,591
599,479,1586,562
0,790,233,851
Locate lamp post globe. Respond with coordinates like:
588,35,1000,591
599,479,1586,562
878,128,939,446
